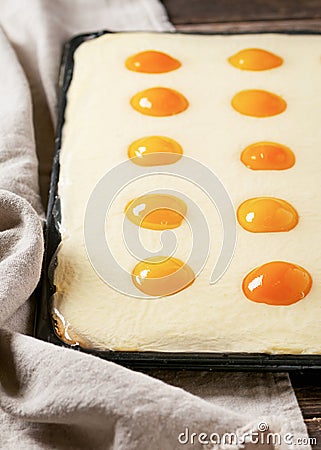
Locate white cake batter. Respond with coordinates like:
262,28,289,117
54,32,321,353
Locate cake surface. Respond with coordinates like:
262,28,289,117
54,32,321,353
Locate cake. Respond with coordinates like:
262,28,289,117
52,32,321,353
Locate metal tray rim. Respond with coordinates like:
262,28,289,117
35,28,321,371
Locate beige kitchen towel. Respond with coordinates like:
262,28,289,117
0,1,312,449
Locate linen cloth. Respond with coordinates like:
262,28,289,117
0,1,311,449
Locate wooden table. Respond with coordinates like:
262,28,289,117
162,0,321,446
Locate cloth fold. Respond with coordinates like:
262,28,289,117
0,1,311,449
0,190,43,329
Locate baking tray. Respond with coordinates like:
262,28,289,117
35,29,321,371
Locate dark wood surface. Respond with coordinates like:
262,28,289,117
291,372,321,446
163,0,321,24
162,0,321,447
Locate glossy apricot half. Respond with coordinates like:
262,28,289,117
241,142,295,170
128,136,183,166
237,197,298,233
125,50,181,73
132,256,195,297
125,194,187,230
130,87,189,117
228,48,283,71
231,90,286,117
242,261,312,306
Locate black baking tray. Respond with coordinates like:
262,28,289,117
35,29,321,371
